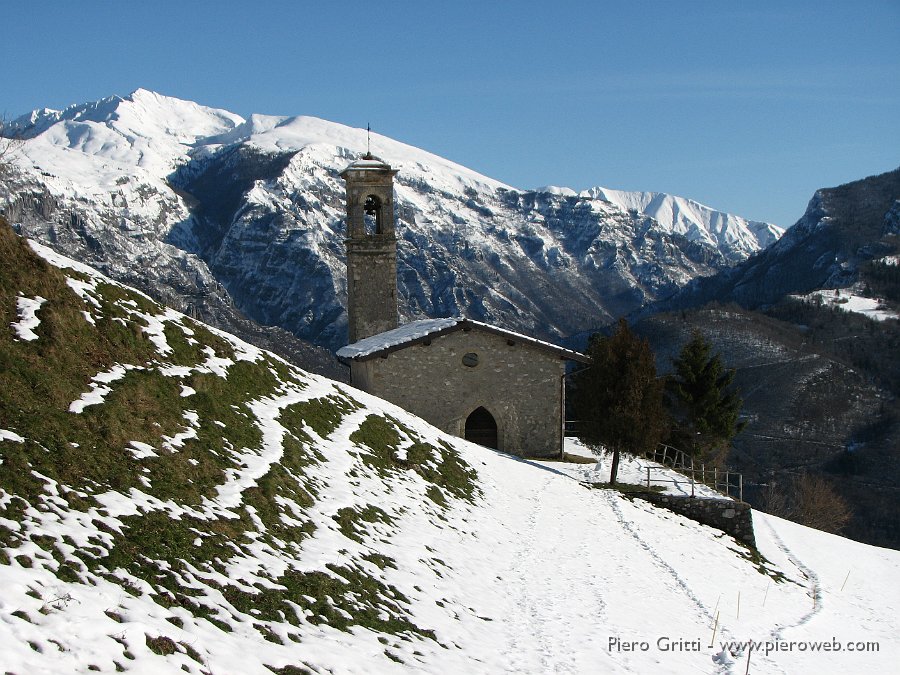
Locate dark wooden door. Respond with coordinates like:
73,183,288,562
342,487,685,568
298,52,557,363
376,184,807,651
465,407,498,449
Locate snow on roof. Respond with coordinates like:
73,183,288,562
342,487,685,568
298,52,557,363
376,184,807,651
337,318,460,359
339,153,394,175
337,317,590,362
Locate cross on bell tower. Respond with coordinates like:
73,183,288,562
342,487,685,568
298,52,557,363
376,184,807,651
340,151,399,343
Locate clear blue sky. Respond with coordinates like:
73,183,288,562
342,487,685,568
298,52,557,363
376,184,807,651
4,0,898,227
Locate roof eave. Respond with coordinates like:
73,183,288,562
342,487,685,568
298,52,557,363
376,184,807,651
343,319,590,363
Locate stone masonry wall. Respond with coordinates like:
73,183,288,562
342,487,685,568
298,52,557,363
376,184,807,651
634,493,756,548
346,240,398,343
352,328,567,457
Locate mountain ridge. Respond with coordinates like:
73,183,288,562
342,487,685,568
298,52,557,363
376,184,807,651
646,166,900,313
2,89,781,353
584,186,783,261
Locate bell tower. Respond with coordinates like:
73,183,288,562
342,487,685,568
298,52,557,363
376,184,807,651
340,152,399,343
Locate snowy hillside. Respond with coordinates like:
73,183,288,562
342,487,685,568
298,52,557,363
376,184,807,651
2,89,782,352
791,286,899,322
2,220,897,674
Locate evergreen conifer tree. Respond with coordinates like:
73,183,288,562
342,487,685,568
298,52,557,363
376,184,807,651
573,319,667,485
667,331,745,463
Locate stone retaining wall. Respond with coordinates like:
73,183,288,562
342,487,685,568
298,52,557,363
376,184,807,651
634,492,756,548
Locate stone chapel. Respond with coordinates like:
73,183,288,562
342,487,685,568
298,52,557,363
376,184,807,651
336,153,589,458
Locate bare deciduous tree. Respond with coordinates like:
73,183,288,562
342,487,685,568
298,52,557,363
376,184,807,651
794,474,852,533
762,473,852,534
761,478,791,518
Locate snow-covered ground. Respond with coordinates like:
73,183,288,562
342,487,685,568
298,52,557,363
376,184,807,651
10,294,46,341
550,439,727,499
792,287,899,322
3,417,897,674
419,450,900,674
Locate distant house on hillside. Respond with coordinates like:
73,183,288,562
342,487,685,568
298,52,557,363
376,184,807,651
336,154,588,457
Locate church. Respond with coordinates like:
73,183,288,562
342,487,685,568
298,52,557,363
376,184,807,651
336,153,589,458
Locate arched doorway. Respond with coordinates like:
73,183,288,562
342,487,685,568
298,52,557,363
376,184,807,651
465,407,498,449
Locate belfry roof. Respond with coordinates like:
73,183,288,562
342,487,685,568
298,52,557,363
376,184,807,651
339,152,394,176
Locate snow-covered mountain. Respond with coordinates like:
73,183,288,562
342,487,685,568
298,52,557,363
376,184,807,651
650,167,900,312
2,222,897,674
584,186,783,262
1,89,782,352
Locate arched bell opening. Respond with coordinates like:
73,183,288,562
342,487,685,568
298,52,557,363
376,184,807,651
465,406,499,449
363,194,383,235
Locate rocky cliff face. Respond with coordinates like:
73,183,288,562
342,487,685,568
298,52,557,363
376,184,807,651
651,167,900,312
1,89,781,354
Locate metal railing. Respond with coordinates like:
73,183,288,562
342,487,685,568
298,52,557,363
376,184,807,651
563,426,745,501
643,443,744,502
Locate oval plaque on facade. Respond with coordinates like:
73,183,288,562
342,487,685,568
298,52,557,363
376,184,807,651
462,352,479,368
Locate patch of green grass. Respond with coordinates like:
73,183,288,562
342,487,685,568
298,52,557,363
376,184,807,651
105,610,124,623
0,368,188,503
145,634,177,656
363,553,398,570
350,416,479,504
266,665,313,675
77,455,317,619
255,622,284,644
55,561,83,583
99,511,240,570
730,543,791,583
349,415,403,472
432,441,479,502
48,639,67,652
11,609,32,622
178,641,204,665
163,320,235,367
0,219,264,511
243,463,318,547
280,394,356,441
333,505,394,543
425,485,447,507
218,563,434,640
96,283,160,316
